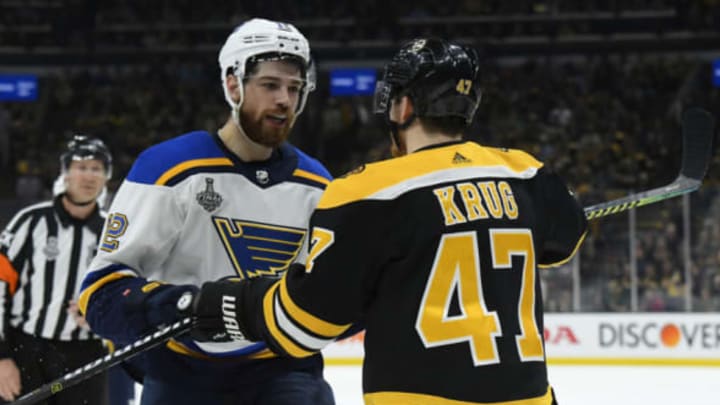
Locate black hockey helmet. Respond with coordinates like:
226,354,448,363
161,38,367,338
60,135,113,179
373,38,482,127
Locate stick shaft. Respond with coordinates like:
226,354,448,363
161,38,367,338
584,176,701,220
10,318,194,405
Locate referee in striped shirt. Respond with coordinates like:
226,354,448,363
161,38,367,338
0,135,112,404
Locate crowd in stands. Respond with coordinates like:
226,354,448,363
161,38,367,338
1,0,719,52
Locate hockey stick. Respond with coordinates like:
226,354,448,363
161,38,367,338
584,107,715,220
9,317,195,405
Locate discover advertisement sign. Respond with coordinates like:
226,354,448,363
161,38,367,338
323,313,720,366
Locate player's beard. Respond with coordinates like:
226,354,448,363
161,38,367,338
240,109,294,148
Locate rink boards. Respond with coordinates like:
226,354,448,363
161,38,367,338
322,313,720,366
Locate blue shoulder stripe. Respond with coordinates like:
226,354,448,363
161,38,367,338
127,131,229,185
292,146,332,182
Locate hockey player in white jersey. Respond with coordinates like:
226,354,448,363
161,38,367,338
78,19,335,405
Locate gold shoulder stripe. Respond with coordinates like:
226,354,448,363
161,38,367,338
538,231,587,269
364,386,552,405
318,142,543,210
155,157,233,185
262,282,315,358
78,272,134,314
278,275,350,338
292,169,330,185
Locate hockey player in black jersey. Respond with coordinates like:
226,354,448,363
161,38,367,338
191,38,587,404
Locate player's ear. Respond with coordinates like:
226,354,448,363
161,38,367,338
398,95,414,123
225,72,240,102
389,95,412,123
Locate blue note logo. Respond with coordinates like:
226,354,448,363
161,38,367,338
212,217,306,279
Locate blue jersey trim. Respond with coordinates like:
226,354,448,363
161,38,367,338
127,131,224,185
80,263,133,292
293,147,333,182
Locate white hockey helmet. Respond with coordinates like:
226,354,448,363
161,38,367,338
219,18,316,119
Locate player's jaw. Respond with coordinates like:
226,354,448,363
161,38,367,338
241,107,295,148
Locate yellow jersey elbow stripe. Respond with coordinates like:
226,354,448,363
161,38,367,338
279,275,350,337
538,231,587,269
273,290,337,351
292,169,330,185
155,157,233,185
78,272,134,314
262,283,316,358
364,386,552,405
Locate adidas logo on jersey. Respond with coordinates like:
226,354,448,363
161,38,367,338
452,152,471,164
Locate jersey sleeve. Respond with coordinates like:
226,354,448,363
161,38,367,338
0,210,33,357
240,198,382,358
533,168,588,267
78,164,187,344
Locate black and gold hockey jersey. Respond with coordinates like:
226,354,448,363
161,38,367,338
242,140,587,404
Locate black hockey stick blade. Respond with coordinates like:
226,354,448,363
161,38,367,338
584,107,715,220
679,107,715,181
9,318,194,405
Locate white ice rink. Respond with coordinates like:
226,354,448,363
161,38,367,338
324,364,720,404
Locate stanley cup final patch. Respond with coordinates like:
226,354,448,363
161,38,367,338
197,178,223,212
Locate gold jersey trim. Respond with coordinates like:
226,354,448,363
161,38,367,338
293,169,331,185
165,340,278,361
317,143,543,210
263,282,315,358
278,275,351,337
538,230,588,269
155,157,234,185
78,272,134,314
364,386,552,405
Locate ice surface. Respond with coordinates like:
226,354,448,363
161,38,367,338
324,364,720,405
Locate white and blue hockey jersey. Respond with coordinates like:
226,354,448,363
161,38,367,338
78,131,331,360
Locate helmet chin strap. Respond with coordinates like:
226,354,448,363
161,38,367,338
386,112,416,157
231,103,245,134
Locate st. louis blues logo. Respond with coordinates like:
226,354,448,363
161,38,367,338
197,178,223,212
212,216,306,279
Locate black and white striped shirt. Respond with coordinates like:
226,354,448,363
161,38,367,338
0,197,105,355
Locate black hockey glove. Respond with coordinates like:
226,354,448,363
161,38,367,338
189,279,254,343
